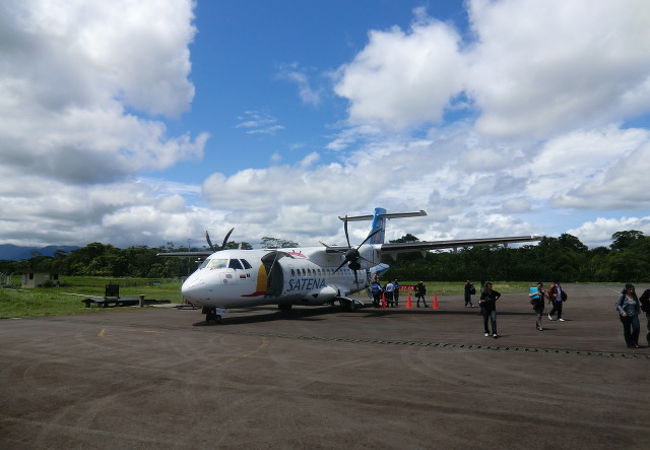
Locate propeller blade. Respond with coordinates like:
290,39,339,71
343,215,351,248
333,260,347,273
353,269,359,286
205,230,215,251
358,227,382,248
221,227,234,249
358,255,373,265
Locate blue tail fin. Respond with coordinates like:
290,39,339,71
370,208,387,244
338,207,426,245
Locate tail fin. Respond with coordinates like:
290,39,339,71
339,207,427,245
370,207,387,244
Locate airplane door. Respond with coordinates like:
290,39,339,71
261,251,286,297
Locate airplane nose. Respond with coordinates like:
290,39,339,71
181,277,207,303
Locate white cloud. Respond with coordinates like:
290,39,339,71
517,126,650,209
467,0,650,138
334,0,650,139
0,0,207,185
277,63,322,106
235,111,285,135
552,141,650,209
568,216,650,247
334,19,464,129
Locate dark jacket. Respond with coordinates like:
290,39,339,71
480,289,501,309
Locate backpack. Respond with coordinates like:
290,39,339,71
561,290,568,302
469,285,476,295
640,289,650,313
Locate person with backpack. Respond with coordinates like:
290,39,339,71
415,281,427,307
528,282,546,331
616,284,641,348
639,289,650,346
370,279,383,308
479,282,501,338
547,281,567,321
464,280,476,307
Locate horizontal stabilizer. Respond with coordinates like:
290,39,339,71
339,210,427,222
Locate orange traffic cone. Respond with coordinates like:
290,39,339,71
406,294,412,309
432,294,439,309
381,293,387,309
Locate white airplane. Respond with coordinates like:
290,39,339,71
159,208,541,323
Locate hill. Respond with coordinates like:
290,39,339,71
0,244,80,261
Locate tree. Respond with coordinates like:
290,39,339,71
260,236,299,249
611,230,645,251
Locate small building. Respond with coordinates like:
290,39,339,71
21,272,59,288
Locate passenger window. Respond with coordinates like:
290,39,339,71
228,259,243,270
291,269,295,276
302,269,306,275
241,259,252,269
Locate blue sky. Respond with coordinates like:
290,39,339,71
1,0,650,249
164,0,468,180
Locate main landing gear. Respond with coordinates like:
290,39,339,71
202,306,222,324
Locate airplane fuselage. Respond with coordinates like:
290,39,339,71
181,246,386,309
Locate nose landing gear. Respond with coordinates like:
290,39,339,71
202,306,222,324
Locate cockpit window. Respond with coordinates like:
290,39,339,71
207,259,228,269
241,259,252,269
228,259,243,270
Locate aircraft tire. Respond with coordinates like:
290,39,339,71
205,308,222,324
339,299,352,312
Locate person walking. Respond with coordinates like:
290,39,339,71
393,279,400,307
415,281,428,307
547,281,566,321
616,284,641,348
384,280,395,307
479,282,501,338
528,282,545,331
464,280,476,307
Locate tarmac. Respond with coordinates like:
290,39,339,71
1,283,649,449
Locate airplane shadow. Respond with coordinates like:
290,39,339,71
191,305,536,326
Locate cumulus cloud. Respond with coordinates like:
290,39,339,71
334,0,650,139
568,216,650,247
467,0,650,138
0,0,208,185
0,165,225,247
334,18,464,129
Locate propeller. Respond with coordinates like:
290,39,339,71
205,227,234,252
332,220,382,285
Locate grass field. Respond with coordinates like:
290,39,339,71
0,276,183,319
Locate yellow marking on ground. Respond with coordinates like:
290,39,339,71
97,328,106,337
239,336,269,358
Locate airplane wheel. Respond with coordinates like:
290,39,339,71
339,300,352,312
205,308,221,324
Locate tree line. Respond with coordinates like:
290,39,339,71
385,230,650,283
0,230,648,282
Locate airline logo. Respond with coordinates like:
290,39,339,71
287,250,307,259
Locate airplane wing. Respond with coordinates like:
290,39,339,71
323,235,541,254
379,235,542,255
156,251,214,257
